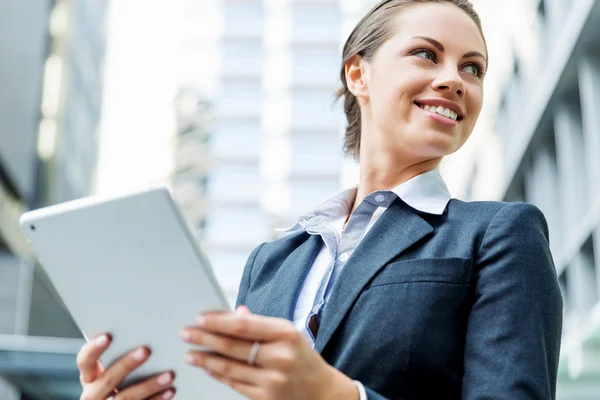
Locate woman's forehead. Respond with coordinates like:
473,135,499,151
387,3,486,55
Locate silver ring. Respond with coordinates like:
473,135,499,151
248,341,260,366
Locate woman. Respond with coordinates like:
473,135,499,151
76,0,563,399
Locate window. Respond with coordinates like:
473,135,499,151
221,39,263,77
218,80,263,117
204,207,268,245
290,133,342,176
208,164,261,203
292,3,340,27
291,89,343,129
291,3,341,42
211,123,261,160
223,2,264,38
292,45,339,86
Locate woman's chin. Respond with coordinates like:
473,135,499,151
416,130,460,156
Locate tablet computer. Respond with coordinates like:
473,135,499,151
19,186,245,399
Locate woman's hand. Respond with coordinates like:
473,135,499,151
180,307,358,400
76,334,176,400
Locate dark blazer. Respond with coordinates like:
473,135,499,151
236,198,563,400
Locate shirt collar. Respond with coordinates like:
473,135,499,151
279,168,451,232
390,167,451,216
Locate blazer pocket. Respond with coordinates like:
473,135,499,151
369,257,470,288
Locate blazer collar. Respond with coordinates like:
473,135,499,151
250,233,322,320
313,197,434,353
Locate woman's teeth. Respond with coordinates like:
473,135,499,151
420,104,458,121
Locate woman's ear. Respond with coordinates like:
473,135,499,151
345,55,368,98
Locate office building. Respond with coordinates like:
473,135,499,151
459,0,600,398
0,0,107,398
191,0,270,305
191,0,351,305
170,0,351,307
262,0,345,229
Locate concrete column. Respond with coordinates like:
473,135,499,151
566,245,597,319
578,51,600,298
595,229,600,301
544,0,570,38
554,99,589,233
578,51,600,202
525,140,562,258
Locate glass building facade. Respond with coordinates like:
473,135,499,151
0,0,107,398
463,0,600,397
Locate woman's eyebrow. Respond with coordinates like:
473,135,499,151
410,36,487,65
463,51,488,66
411,36,444,52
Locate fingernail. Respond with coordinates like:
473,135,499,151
94,335,108,347
162,390,174,399
180,330,190,341
157,372,172,386
184,354,194,364
133,348,147,361
195,316,206,327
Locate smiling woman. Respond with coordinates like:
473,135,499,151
73,1,563,399
338,0,487,163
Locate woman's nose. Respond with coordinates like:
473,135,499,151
432,69,465,97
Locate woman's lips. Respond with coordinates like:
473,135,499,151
415,103,460,126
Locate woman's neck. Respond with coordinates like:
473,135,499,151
350,156,441,216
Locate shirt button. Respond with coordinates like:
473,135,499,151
375,194,386,203
338,253,349,262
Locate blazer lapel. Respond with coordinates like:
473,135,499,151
314,198,434,353
253,233,322,320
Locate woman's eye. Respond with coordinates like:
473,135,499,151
462,64,481,77
413,49,435,61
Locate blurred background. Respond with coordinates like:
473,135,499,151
0,0,598,398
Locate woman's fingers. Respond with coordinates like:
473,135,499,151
181,327,296,369
77,337,176,399
181,328,254,363
82,347,150,399
115,372,175,400
186,351,266,399
147,388,176,400
203,369,263,400
185,350,259,385
77,334,111,385
235,305,251,315
195,313,295,342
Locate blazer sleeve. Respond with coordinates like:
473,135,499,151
462,202,563,399
235,243,265,308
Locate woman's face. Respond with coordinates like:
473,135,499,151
355,3,487,161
